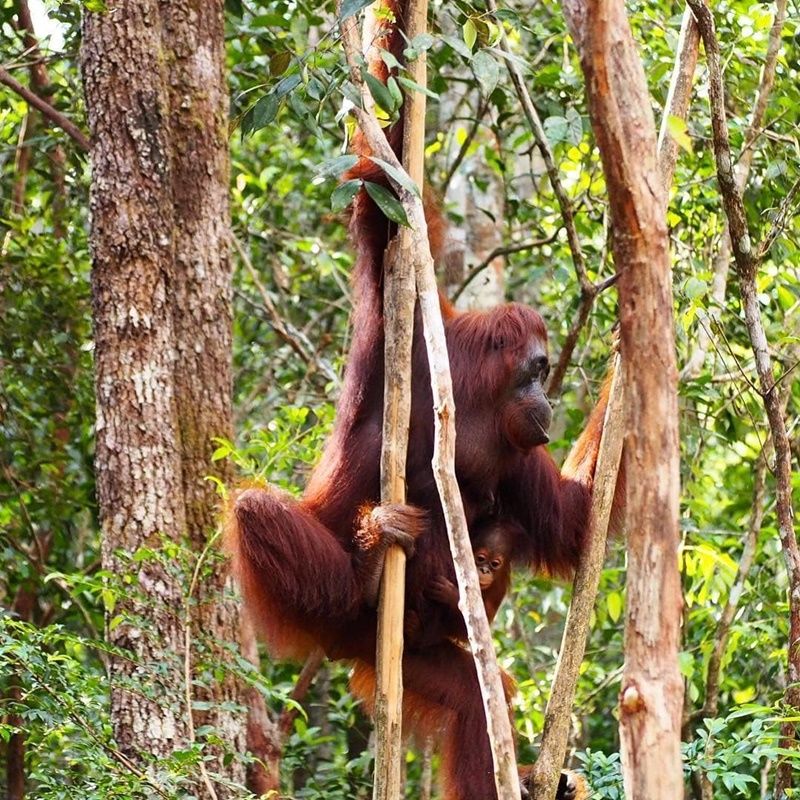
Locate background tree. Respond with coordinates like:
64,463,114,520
80,0,245,793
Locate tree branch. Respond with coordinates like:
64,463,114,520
681,0,788,380
450,231,560,304
656,8,700,190
0,65,89,151
233,234,339,386
531,357,625,800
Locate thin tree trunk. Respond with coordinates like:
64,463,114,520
561,0,684,798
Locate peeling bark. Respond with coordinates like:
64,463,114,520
561,0,684,796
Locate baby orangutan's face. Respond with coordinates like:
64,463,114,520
474,528,510,590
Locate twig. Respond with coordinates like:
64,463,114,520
278,648,325,737
450,231,560,304
441,97,489,194
0,65,89,151
656,7,700,189
681,0,788,380
183,532,221,800
486,0,611,397
758,174,800,259
686,2,800,794
487,0,588,290
338,4,521,798
233,234,339,386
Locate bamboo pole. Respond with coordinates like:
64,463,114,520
371,0,429,798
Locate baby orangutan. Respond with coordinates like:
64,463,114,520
401,518,521,647
426,518,518,623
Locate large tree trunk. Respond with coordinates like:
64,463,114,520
81,1,246,792
561,0,684,797
159,0,246,765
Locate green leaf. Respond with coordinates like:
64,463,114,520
313,155,358,185
376,49,399,72
667,114,693,154
364,72,397,113
472,50,499,96
364,181,409,226
367,157,421,198
395,76,438,99
543,115,568,144
678,651,695,679
339,0,373,20
606,590,622,623
566,107,583,145
274,72,302,100
684,276,707,299
443,35,473,60
340,80,364,109
331,180,361,212
212,442,232,462
387,76,403,110
463,18,477,51
405,33,435,61
252,94,278,132
269,51,292,77
306,76,325,101
101,588,116,614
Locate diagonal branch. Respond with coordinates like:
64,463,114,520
681,0,788,380
0,65,90,151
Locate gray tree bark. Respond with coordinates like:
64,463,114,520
81,1,246,793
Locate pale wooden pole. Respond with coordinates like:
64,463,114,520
370,1,429,798
530,359,624,800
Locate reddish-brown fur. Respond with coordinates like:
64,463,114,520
227,3,618,796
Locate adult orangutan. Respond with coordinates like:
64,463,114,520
227,3,616,798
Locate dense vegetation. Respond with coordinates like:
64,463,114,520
1,0,798,797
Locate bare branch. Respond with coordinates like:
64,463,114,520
451,231,560,304
441,97,489,195
0,65,90,151
656,8,700,190
531,357,624,800
232,235,339,386
681,0,788,380
758,174,800,259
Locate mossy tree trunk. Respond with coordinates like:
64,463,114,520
81,1,246,793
